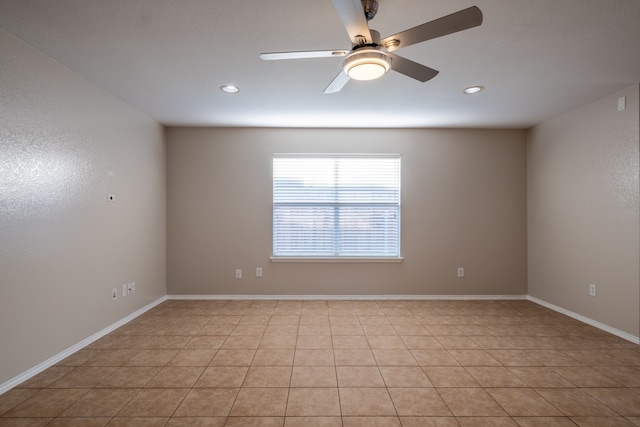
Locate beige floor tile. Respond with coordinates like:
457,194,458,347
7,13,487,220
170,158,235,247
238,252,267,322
3,389,89,418
6,299,640,427
584,388,640,416
358,316,391,325
286,388,341,416
284,416,342,426
332,335,370,349
399,417,459,426
423,366,479,387
298,324,332,335
388,388,451,416
331,324,365,335
466,367,528,387
225,417,285,426
568,416,638,426
47,418,111,426
379,366,432,387
296,335,333,349
393,325,430,335
334,349,377,366
264,324,299,336
336,366,385,387
512,417,578,427
209,349,256,366
487,349,543,366
166,349,215,366
252,349,295,365
194,366,248,387
220,335,262,350
173,388,238,417
290,366,337,387
165,417,226,426
435,336,480,350
145,366,204,388
456,417,518,426
294,349,335,365
231,324,267,335
330,315,360,325
593,366,640,387
411,350,459,366
116,388,189,417
97,366,160,388
230,388,289,416
339,388,397,416
535,388,618,416
438,388,506,417
487,388,563,417
196,323,235,335
342,416,402,426
259,334,298,349
508,367,574,388
50,367,118,388
372,349,417,366
107,417,169,427
125,350,179,366
367,336,407,349
17,367,75,389
60,389,138,417
448,349,501,366
426,325,464,336
0,388,40,415
243,366,292,387
551,366,623,387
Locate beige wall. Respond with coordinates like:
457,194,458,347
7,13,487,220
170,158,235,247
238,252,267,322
527,84,640,337
167,127,527,297
0,30,166,385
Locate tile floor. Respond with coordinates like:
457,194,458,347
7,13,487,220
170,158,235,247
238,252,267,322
2,299,640,426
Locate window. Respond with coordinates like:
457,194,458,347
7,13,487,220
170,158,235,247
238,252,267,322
273,154,401,259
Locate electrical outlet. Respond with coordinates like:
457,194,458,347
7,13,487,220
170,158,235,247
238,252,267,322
131,281,136,293
127,282,134,295
589,283,597,297
122,284,127,297
235,269,242,279
457,267,465,278
256,267,263,278
112,288,117,300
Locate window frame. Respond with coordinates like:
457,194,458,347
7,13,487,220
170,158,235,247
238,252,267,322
271,153,403,263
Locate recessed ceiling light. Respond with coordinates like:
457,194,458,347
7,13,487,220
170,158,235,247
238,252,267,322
463,85,484,94
220,85,240,93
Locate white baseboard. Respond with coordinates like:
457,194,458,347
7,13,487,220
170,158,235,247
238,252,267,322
0,296,167,395
527,295,640,344
167,294,529,301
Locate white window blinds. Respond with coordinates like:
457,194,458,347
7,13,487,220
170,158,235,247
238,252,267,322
273,155,400,258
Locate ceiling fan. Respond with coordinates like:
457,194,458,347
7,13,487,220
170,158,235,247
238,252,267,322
259,0,483,94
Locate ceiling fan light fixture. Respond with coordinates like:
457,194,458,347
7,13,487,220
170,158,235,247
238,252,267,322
343,48,391,81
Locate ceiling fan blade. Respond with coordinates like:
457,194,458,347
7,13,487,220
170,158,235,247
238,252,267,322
323,71,351,94
260,50,349,60
332,0,373,45
388,53,439,82
381,6,483,52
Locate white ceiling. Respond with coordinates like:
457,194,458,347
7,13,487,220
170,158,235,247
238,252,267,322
1,0,639,128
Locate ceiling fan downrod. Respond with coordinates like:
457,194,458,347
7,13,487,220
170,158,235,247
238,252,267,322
361,0,378,21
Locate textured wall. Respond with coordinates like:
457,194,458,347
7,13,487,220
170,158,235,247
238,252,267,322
166,127,527,297
528,84,640,337
0,29,166,385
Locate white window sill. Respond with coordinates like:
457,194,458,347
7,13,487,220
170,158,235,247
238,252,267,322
270,257,404,263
